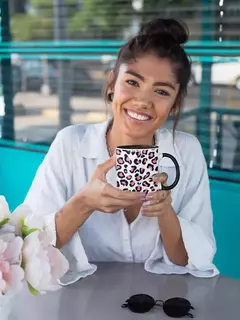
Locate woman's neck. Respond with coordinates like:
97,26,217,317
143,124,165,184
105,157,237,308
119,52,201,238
106,120,154,155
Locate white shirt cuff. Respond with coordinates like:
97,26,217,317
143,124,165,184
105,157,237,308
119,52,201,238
145,218,219,278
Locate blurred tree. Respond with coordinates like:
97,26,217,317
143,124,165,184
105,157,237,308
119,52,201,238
11,0,77,40
69,0,195,39
11,0,195,41
11,15,54,41
69,0,134,39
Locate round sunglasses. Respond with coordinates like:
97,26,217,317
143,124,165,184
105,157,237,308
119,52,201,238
122,293,194,318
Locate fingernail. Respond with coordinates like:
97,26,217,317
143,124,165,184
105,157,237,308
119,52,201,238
143,201,151,206
141,210,148,216
139,192,147,200
146,194,154,200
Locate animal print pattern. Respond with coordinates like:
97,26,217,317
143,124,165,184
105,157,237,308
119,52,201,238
115,147,159,193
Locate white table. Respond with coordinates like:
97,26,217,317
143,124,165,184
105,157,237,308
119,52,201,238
9,262,240,320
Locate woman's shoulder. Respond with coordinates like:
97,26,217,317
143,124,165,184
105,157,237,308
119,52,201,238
158,128,205,167
175,130,202,150
158,128,202,149
55,121,106,144
56,123,88,142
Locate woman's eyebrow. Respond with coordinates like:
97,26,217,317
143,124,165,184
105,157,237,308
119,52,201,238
125,70,144,81
125,70,176,90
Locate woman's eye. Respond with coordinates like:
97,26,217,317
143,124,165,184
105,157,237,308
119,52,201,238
155,89,170,96
126,79,139,87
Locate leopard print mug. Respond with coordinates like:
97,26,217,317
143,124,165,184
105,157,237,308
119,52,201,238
115,145,180,193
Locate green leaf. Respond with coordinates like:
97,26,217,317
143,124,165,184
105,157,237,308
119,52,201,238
21,257,25,270
20,216,25,226
22,225,39,238
28,282,40,296
0,218,10,227
27,228,39,234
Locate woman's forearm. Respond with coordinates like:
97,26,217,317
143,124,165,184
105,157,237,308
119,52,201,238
158,206,188,266
55,193,93,248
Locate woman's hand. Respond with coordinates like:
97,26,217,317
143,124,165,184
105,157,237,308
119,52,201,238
141,173,188,266
79,155,145,214
141,173,172,217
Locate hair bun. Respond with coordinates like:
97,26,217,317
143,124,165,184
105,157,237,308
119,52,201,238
138,18,188,45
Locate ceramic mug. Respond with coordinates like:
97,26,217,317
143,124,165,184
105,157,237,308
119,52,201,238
115,145,180,193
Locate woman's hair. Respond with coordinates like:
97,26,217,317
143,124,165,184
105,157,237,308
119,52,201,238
103,18,192,132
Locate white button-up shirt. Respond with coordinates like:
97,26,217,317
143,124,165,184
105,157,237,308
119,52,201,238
24,119,219,285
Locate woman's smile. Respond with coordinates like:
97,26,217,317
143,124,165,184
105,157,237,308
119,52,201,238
124,108,153,124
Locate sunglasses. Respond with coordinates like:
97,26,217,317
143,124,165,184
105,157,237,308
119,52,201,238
122,294,194,318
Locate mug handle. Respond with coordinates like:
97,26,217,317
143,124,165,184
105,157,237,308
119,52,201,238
161,153,180,190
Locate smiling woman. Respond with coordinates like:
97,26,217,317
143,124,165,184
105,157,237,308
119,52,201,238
104,18,191,143
106,56,180,145
24,18,219,285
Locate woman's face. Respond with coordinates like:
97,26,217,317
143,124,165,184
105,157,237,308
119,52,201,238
111,53,180,141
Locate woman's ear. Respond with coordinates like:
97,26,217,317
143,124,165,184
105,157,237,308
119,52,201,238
108,70,115,93
106,71,115,102
108,70,114,83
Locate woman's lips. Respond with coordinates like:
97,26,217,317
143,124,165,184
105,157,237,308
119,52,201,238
124,109,152,122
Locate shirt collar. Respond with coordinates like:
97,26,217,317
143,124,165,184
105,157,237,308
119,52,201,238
80,119,110,160
80,118,183,167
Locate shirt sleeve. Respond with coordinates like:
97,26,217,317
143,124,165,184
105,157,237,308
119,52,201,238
145,134,219,278
24,127,97,285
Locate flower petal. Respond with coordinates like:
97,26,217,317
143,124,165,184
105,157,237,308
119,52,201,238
10,203,33,233
22,228,69,294
0,238,8,255
4,236,23,264
4,265,24,294
48,246,69,280
22,231,40,259
24,214,45,231
0,277,7,293
0,261,10,273
0,196,11,221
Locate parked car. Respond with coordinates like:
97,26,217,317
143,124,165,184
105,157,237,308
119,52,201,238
13,60,95,95
72,65,95,95
192,61,240,90
20,60,59,94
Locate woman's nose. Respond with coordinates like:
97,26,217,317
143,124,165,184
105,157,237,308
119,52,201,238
133,88,153,108
133,97,153,109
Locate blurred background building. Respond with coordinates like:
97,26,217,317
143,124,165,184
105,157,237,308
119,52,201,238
0,0,240,173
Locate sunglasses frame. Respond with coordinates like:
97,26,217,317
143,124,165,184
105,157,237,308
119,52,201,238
122,294,194,318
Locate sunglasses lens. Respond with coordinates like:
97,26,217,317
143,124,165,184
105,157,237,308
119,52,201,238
122,294,155,313
163,297,193,318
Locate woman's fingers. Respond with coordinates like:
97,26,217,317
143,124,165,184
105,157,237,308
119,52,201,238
153,172,168,185
101,198,140,213
95,155,116,180
145,189,170,202
102,183,145,201
142,194,172,217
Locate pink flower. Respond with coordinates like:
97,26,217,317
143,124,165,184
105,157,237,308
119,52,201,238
0,196,11,224
9,204,36,234
22,230,69,293
0,234,24,296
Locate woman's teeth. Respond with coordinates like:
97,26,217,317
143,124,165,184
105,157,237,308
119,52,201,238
127,110,150,121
